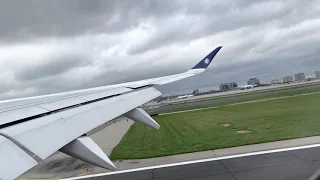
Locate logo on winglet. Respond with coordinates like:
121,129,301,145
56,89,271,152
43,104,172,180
204,58,210,64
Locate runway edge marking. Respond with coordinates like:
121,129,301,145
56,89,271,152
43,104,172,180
63,143,320,180
158,106,218,115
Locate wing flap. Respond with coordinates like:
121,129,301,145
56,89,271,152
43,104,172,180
0,87,161,160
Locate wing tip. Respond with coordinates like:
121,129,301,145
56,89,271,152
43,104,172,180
191,46,223,69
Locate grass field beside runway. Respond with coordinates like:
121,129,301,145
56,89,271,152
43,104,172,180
110,88,320,160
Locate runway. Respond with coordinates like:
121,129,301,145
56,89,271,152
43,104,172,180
67,146,320,180
147,84,320,114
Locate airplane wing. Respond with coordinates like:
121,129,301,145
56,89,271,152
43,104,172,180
0,46,222,180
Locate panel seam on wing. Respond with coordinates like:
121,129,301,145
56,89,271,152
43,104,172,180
0,132,42,162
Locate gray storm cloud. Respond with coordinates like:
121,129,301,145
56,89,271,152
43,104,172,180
15,52,92,81
0,0,320,100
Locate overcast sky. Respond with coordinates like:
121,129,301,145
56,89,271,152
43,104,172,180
0,0,320,99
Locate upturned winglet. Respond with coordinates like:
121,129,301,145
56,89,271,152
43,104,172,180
191,46,222,69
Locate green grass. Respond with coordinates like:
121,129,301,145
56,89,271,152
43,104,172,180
110,90,320,160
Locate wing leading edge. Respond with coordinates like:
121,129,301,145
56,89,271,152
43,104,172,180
0,46,222,180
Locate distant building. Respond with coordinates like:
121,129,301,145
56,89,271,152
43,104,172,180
247,78,260,86
282,76,294,83
220,82,238,91
194,89,200,95
294,73,306,81
220,83,230,91
316,71,320,79
270,79,280,84
229,82,238,89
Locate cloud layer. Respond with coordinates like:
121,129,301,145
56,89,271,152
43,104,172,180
0,0,320,99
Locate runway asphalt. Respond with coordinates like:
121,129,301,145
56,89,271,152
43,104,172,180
66,146,320,180
147,84,320,114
